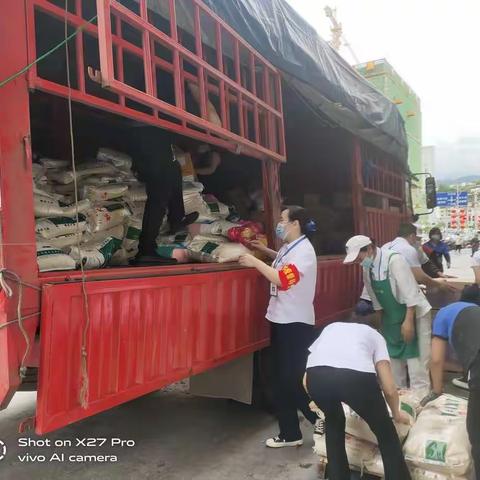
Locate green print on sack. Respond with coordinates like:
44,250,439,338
37,248,63,257
126,226,141,241
400,402,415,418
200,242,219,254
207,202,221,213
425,440,447,463
49,214,86,225
98,237,122,262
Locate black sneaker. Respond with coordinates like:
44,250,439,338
265,436,303,448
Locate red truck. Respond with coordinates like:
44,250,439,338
0,0,409,434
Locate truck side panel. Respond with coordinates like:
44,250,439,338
36,259,360,434
0,0,41,409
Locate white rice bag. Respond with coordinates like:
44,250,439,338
40,157,70,169
37,242,76,272
45,232,84,250
96,148,133,171
125,185,147,202
188,235,248,263
87,203,130,233
36,215,87,239
122,216,143,253
403,395,472,477
32,163,47,181
83,184,128,202
48,169,75,185
83,224,125,244
69,236,122,269
126,200,146,218
313,433,377,471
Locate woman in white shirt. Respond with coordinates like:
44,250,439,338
239,206,322,448
305,322,411,480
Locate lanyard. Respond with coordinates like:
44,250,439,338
273,235,307,268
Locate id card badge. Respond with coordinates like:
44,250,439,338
270,283,278,297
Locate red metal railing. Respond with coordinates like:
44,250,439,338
26,0,286,162
360,142,404,202
352,139,407,244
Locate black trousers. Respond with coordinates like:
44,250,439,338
138,162,185,256
306,366,411,480
467,389,480,479
270,322,318,441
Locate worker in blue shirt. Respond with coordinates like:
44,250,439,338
422,284,480,477
422,227,451,273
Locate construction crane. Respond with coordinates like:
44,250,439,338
324,6,360,64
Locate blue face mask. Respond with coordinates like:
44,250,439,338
361,257,374,269
275,223,287,240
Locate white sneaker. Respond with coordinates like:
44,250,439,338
452,376,469,391
265,436,303,448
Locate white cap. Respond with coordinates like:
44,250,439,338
344,235,372,263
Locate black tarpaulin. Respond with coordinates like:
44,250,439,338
203,0,408,165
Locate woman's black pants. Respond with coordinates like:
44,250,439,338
270,322,318,441
306,366,411,480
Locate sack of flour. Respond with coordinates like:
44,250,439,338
47,169,75,185
313,433,377,471
96,148,133,171
61,200,91,217
126,200,146,218
87,203,130,233
70,236,122,269
75,161,119,179
36,215,87,239
40,157,70,169
403,395,471,476
363,449,384,477
83,224,124,244
34,193,91,218
204,195,230,218
125,185,147,202
188,235,248,263
46,232,84,250
37,243,76,272
83,184,128,202
32,163,47,182
410,467,471,480
110,247,129,266
122,217,143,253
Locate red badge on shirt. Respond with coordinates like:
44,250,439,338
279,264,300,290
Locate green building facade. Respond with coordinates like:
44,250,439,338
355,59,423,209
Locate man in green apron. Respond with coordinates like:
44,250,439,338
344,235,430,392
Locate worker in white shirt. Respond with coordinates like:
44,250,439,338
344,235,430,391
383,223,454,291
472,249,480,284
305,321,411,480
383,223,453,383
239,206,323,448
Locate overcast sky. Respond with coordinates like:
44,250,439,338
287,0,480,178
